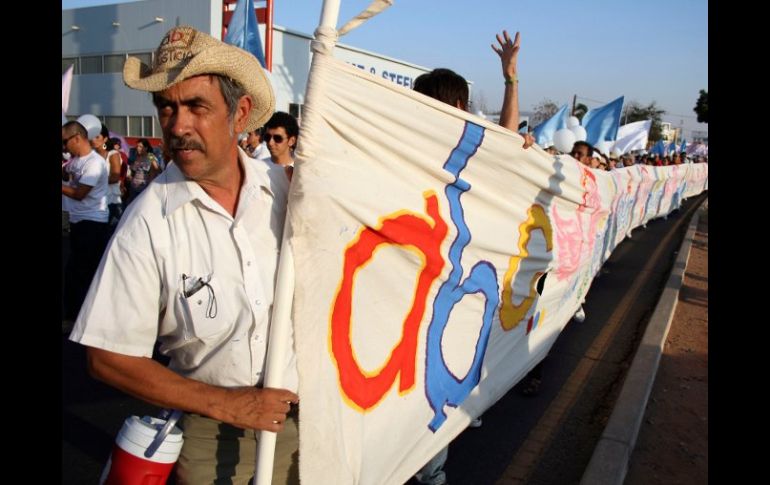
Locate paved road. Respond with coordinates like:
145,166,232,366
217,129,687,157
439,193,706,485
62,194,706,485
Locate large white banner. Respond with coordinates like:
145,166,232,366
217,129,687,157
289,51,707,485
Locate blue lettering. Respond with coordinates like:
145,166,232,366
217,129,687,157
397,74,404,86
370,67,376,75
425,122,499,432
389,72,397,82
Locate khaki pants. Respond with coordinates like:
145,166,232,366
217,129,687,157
176,410,299,485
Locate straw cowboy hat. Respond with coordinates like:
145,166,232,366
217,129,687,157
123,25,274,132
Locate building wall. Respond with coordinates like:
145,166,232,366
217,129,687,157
62,0,435,138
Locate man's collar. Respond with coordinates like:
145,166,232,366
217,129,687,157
164,147,275,217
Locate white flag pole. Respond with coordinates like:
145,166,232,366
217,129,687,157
253,2,341,484
253,236,295,485
318,0,342,34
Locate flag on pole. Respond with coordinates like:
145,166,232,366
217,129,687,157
62,64,74,117
679,139,687,153
582,96,624,146
532,103,569,146
224,0,266,68
649,139,666,156
611,120,651,155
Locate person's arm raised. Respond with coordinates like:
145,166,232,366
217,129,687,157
493,30,520,133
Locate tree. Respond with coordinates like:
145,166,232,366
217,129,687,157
573,103,589,121
622,101,666,142
693,89,708,123
529,99,559,128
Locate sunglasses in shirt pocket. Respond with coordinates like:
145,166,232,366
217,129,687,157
175,275,231,341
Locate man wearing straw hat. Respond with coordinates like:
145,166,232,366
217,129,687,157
69,26,299,484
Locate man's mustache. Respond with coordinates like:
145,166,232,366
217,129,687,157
168,137,204,151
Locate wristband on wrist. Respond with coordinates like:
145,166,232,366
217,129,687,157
505,74,518,85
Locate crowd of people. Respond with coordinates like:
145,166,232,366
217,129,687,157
61,22,706,485
549,140,708,172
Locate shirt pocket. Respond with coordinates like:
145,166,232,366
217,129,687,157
175,276,231,341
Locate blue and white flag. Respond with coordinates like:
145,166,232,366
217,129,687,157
532,103,569,146
224,0,266,68
583,96,624,146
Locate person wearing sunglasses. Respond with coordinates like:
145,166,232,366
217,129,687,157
263,111,299,172
61,120,111,329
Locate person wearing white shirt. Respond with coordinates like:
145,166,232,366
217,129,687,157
68,26,299,484
61,121,110,323
263,111,298,181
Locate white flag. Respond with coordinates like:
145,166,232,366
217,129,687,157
62,64,74,117
611,120,651,155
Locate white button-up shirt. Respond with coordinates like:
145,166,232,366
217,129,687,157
70,149,296,390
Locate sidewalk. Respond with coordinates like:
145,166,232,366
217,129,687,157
581,199,708,485
624,202,708,484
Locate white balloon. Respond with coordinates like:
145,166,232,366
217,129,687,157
567,116,580,128
77,114,102,140
553,128,577,153
569,125,587,142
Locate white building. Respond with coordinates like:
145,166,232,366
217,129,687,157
62,0,439,138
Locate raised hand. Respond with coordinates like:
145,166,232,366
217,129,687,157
491,30,520,80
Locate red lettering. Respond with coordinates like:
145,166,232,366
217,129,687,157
330,193,447,410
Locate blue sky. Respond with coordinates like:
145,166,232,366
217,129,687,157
63,0,708,136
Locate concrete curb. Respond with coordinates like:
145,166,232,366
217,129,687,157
579,197,707,485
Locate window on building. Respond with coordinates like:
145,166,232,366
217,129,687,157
105,116,127,136
131,52,153,67
289,103,303,121
62,58,79,75
153,116,163,138
142,116,154,137
103,54,126,73
80,56,103,74
128,116,143,137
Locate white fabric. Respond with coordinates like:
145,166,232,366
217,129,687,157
62,64,73,115
288,52,708,484
106,149,122,205
252,141,271,161
70,149,297,391
64,150,109,223
611,120,651,155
